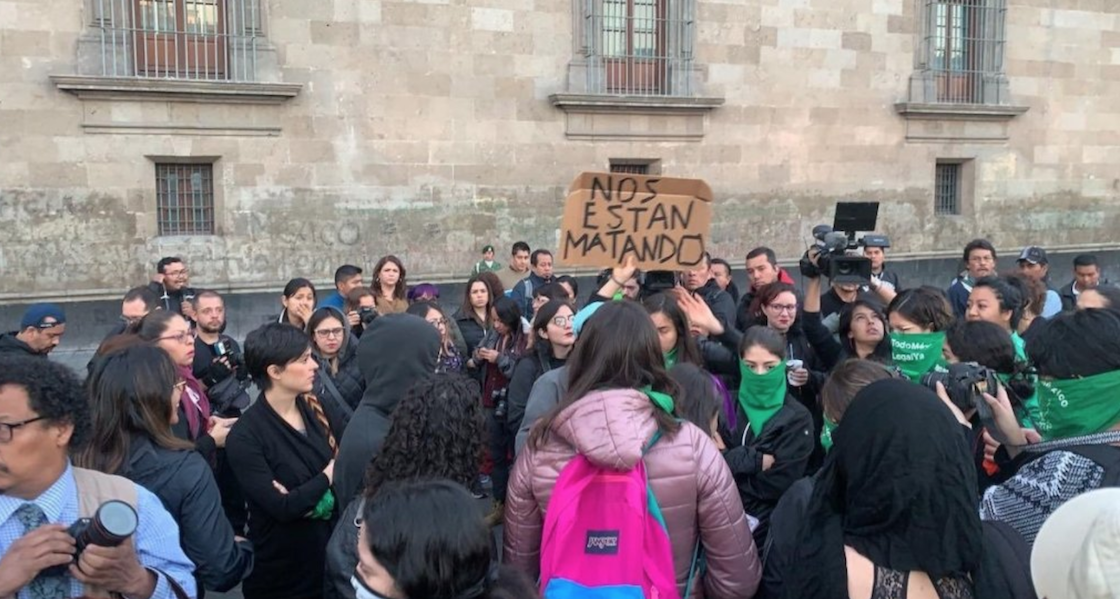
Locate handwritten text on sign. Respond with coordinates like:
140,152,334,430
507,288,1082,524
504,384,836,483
559,172,713,270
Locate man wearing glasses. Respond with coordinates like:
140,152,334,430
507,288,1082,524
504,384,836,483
0,305,67,358
146,257,197,322
0,355,196,599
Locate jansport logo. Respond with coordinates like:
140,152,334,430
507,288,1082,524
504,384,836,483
585,530,620,554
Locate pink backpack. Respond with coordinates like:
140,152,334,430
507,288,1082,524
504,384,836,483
539,431,700,599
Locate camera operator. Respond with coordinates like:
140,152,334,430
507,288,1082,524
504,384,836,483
344,287,377,338
147,257,197,322
190,290,250,536
980,308,1120,545
0,355,195,599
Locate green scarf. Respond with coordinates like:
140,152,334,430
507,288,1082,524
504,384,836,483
891,332,948,382
738,360,788,437
308,488,336,520
641,386,675,414
664,347,679,370
1035,369,1120,441
1000,332,1042,428
821,419,838,452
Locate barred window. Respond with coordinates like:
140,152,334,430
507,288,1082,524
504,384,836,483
90,0,263,81
935,162,962,215
156,163,215,235
922,0,1007,104
583,0,694,96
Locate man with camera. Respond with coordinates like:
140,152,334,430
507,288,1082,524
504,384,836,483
344,287,378,338
0,355,195,599
146,257,196,322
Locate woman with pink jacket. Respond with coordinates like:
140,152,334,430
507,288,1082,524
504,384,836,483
504,301,761,599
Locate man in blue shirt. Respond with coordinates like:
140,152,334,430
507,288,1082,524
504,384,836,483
320,264,364,313
509,249,554,320
0,356,195,599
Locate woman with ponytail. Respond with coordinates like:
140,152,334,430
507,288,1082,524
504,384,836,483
227,323,342,599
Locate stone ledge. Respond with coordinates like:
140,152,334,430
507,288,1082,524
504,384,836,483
549,93,724,141
51,75,302,105
894,103,1029,143
894,102,1029,120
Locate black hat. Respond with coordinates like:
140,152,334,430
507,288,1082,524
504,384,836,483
1018,246,1048,265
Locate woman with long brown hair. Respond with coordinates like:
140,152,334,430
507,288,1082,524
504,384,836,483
505,300,760,598
78,344,253,593
371,255,409,314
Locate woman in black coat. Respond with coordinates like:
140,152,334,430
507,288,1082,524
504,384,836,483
308,308,365,435
505,300,575,447
227,323,341,599
77,345,253,595
457,275,494,381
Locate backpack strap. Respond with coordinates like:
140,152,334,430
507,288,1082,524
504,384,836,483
642,426,706,598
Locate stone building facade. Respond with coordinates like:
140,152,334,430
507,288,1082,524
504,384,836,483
1,0,1118,303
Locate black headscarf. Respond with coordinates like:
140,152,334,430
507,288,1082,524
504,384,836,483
784,378,982,599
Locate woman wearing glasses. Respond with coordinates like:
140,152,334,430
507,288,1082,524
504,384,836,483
308,308,366,434
406,301,463,374
78,344,254,594
137,311,237,461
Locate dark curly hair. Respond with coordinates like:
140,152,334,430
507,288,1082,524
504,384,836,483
0,355,90,450
361,373,484,498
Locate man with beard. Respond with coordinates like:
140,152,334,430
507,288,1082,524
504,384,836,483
190,289,249,534
146,257,197,321
0,304,66,357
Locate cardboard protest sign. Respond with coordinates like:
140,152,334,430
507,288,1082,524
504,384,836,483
559,172,713,270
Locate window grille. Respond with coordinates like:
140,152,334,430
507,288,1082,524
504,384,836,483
156,163,215,235
89,0,262,82
610,162,651,175
582,0,694,96
935,163,962,215
921,0,1007,104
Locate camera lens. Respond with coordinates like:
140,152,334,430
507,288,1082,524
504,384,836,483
96,500,139,540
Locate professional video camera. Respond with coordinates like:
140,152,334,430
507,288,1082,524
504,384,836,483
798,202,880,284
44,500,138,576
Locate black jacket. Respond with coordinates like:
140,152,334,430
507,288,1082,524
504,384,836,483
225,393,337,599
453,309,487,357
723,399,814,549
1059,279,1111,311
694,280,737,334
313,333,365,429
0,333,38,357
333,315,440,506
122,436,253,593
506,346,567,436
146,282,195,316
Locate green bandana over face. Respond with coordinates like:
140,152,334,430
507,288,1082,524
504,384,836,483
821,419,838,452
891,332,947,382
664,347,679,370
1035,369,1120,441
738,360,788,437
641,386,675,414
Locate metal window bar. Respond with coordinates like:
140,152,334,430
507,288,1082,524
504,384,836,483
584,0,693,97
923,0,1006,104
610,162,651,175
935,163,962,215
156,163,215,236
89,0,260,82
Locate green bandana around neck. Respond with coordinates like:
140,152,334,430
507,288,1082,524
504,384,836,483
738,360,788,437
821,419,838,452
664,347,679,370
641,386,675,415
891,331,948,382
1035,369,1120,441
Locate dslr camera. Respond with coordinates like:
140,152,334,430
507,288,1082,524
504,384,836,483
359,306,379,327
492,387,509,421
213,339,245,370
798,202,880,284
921,362,999,414
44,500,138,576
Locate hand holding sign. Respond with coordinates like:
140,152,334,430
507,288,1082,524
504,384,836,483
559,172,713,270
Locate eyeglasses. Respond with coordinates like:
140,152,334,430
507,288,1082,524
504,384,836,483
0,416,46,444
314,327,346,339
159,330,196,344
552,315,575,327
165,269,189,278
426,318,448,329
766,304,798,314
173,380,187,392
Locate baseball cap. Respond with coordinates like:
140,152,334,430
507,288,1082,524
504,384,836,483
20,303,66,330
482,245,495,254
1032,488,1120,599
1018,246,1048,265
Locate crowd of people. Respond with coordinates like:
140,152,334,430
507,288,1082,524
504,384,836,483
0,237,1117,599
